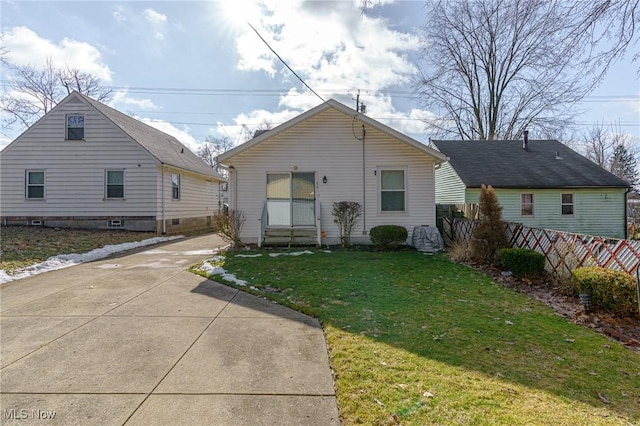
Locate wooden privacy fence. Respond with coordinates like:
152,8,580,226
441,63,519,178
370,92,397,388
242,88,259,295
445,218,640,278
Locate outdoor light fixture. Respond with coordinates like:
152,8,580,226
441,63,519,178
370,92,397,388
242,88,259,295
579,293,591,313
323,176,327,184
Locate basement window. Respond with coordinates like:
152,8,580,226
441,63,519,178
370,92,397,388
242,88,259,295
108,220,124,228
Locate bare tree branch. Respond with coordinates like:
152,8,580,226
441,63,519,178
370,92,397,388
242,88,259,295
415,0,598,140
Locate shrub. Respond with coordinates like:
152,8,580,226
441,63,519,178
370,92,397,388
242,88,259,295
571,266,639,317
448,238,471,263
213,209,246,246
369,225,408,250
332,201,362,248
500,248,545,278
470,184,508,264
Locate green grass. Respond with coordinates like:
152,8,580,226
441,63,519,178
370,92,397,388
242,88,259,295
194,249,640,425
0,226,157,272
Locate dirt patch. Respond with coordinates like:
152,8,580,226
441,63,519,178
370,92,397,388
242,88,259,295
471,263,640,353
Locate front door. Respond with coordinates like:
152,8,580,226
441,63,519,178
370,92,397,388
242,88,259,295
266,172,315,226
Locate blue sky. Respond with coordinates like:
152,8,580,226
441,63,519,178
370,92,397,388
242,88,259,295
1,0,638,153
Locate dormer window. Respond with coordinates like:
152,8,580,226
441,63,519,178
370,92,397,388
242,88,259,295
66,115,85,140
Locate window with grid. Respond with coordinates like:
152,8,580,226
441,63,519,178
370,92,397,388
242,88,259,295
561,193,574,215
521,193,534,216
106,170,124,199
26,170,45,199
380,169,406,212
66,115,85,140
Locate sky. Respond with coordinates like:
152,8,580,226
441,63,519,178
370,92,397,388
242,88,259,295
1,0,639,154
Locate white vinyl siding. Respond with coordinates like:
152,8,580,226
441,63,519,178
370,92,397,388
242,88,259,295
226,107,438,244
434,161,466,204
158,166,220,221
1,98,158,217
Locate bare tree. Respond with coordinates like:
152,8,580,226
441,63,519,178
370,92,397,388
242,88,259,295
415,0,601,140
196,135,233,170
582,121,614,167
570,0,640,74
240,119,272,143
1,57,112,131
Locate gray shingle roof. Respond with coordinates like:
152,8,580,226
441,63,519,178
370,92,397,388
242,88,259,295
75,92,223,180
431,139,630,189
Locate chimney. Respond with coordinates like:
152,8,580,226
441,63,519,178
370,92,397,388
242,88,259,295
522,130,529,151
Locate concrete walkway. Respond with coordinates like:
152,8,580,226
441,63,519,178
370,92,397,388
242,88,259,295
0,234,339,425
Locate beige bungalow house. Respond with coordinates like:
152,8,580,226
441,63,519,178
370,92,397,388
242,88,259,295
217,99,448,246
0,91,225,234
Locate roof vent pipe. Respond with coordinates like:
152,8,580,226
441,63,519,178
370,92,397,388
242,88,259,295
523,130,529,151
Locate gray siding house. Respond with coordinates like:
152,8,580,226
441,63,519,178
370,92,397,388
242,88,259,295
0,91,225,234
432,139,631,239
218,99,448,246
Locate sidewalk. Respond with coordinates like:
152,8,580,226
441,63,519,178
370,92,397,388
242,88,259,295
0,234,340,425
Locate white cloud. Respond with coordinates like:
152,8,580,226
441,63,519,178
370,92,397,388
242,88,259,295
141,119,200,153
1,26,112,81
224,0,430,140
113,5,127,23
0,135,14,151
110,90,160,111
144,8,168,41
144,8,168,25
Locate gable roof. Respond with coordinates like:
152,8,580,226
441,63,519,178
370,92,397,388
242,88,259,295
431,139,630,189
218,99,447,163
67,92,223,180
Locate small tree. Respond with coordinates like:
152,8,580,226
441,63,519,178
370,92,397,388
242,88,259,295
213,209,246,247
332,201,362,248
470,184,508,264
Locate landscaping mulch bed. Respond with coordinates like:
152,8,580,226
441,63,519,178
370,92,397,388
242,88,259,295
473,263,640,353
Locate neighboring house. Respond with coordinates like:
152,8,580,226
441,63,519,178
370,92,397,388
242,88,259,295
0,91,225,234
217,99,448,246
432,138,631,238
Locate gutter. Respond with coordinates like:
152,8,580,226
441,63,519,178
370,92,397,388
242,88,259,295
161,167,166,234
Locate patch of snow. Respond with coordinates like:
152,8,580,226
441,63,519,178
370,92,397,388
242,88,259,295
235,254,263,258
0,235,182,285
197,261,247,286
322,250,332,253
268,250,314,258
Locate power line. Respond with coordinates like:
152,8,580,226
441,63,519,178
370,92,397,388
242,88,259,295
247,23,326,104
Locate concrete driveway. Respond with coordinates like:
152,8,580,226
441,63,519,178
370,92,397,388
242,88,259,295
0,234,339,425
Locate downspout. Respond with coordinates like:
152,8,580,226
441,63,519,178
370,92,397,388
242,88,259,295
362,124,366,235
625,187,631,239
161,167,166,234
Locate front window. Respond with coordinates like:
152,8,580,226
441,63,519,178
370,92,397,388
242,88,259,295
521,193,534,216
66,115,85,140
26,170,45,199
561,193,574,215
106,170,124,199
172,174,180,200
380,169,406,212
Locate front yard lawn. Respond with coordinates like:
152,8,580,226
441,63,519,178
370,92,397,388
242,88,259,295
195,249,640,425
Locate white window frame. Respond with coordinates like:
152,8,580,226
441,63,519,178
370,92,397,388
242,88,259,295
105,170,125,200
171,173,181,200
378,167,407,213
561,193,574,216
520,193,534,216
25,170,45,200
66,114,85,140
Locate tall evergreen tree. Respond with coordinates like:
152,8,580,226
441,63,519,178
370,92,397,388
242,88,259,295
609,144,638,191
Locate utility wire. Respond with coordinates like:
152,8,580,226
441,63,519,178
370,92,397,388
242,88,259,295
247,23,326,104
